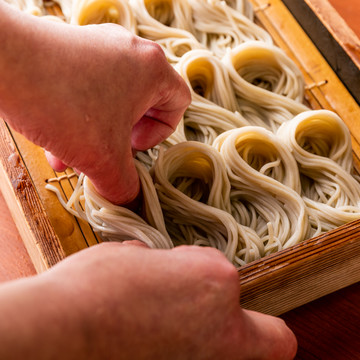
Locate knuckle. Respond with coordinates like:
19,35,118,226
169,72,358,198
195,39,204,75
172,245,239,288
144,41,167,66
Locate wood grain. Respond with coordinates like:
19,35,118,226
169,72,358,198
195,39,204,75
239,219,360,315
307,0,360,66
0,121,66,273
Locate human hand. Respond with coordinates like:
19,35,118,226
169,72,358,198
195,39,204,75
36,243,297,360
0,4,191,204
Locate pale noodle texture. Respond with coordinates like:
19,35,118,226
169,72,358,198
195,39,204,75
12,0,357,265
4,0,44,15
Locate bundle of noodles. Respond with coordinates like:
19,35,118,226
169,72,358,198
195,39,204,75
156,37,205,63
46,161,173,249
152,141,264,265
132,0,196,33
277,110,360,233
4,0,44,15
52,0,73,21
177,49,239,111
224,0,253,20
176,49,249,144
69,0,137,32
222,41,308,131
183,103,250,145
213,126,311,250
129,0,203,60
187,0,272,58
40,14,67,22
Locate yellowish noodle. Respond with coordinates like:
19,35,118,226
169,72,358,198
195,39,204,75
222,41,308,131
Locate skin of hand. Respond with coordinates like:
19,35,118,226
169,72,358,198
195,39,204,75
0,242,297,360
0,2,191,204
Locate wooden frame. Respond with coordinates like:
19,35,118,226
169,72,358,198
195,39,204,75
1,0,360,316
282,0,360,104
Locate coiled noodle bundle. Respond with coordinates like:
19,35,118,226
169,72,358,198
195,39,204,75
70,0,137,31
214,126,311,250
175,49,249,144
223,41,308,131
129,0,201,53
4,0,44,15
152,141,264,264
278,110,360,232
187,0,272,57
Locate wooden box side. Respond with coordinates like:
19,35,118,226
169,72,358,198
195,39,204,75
239,220,360,315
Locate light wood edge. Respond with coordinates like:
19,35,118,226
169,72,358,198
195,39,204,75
0,120,66,273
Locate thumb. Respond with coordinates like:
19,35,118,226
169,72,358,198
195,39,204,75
83,149,140,206
237,309,297,360
45,146,140,205
45,150,68,172
121,240,149,248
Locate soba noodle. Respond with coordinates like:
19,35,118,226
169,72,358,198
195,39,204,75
4,0,44,15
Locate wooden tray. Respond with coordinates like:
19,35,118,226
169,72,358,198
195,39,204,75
1,0,360,316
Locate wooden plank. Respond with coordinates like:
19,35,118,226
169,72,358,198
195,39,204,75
10,130,101,258
0,121,65,272
281,282,360,359
328,0,360,37
307,0,360,67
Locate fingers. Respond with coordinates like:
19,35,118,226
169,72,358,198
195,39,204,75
172,246,297,360
131,114,175,151
44,150,68,172
121,240,149,248
86,149,140,205
131,56,191,151
240,309,298,360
